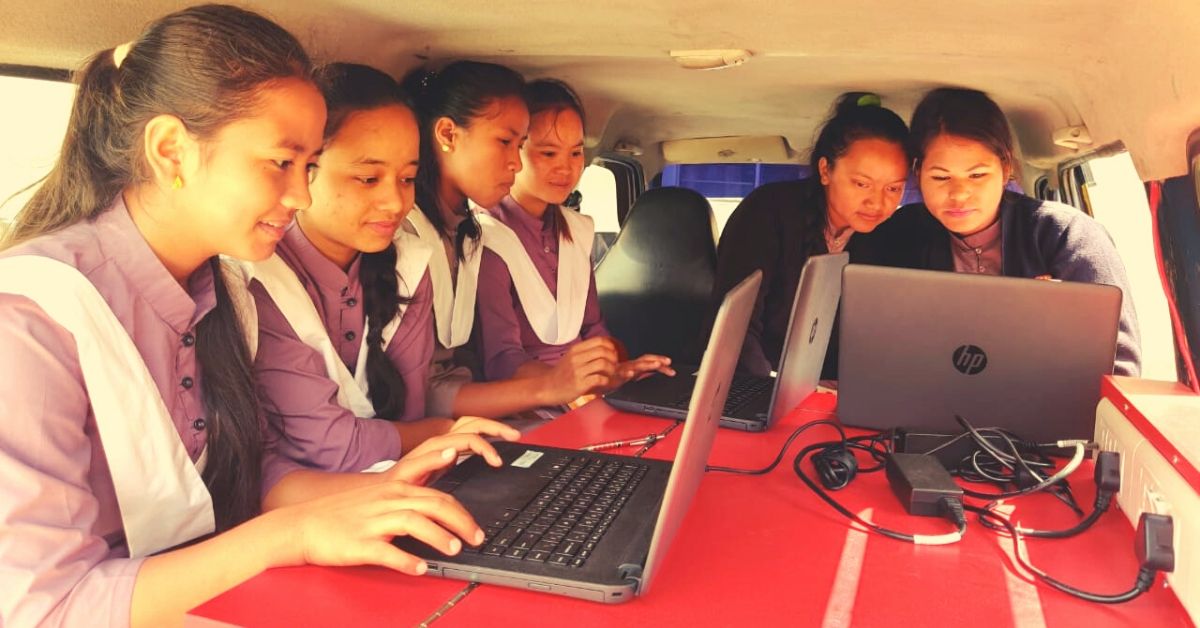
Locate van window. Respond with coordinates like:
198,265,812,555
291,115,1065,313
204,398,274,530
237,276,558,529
0,75,75,223
1079,151,1177,381
656,163,809,235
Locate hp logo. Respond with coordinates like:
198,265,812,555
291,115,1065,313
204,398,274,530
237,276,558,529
808,318,819,344
952,345,988,375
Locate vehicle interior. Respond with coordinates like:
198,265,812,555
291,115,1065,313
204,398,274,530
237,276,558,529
4,0,1198,380
2,0,1199,622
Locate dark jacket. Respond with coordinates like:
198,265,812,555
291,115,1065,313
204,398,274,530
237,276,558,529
864,191,1142,376
713,179,874,378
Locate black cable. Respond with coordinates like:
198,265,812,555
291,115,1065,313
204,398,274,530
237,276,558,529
706,419,845,475
967,504,1158,604
978,451,1121,539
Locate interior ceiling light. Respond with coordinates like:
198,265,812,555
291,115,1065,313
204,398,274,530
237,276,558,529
669,49,753,71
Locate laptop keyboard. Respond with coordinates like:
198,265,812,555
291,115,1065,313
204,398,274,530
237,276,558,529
462,454,649,568
666,373,772,413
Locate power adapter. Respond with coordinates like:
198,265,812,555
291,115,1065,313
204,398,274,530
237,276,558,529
886,453,964,518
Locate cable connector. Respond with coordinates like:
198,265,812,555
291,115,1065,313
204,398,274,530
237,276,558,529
1135,512,1175,574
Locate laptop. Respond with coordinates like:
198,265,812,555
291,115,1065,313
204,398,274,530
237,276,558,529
395,270,761,602
837,265,1122,443
605,253,848,431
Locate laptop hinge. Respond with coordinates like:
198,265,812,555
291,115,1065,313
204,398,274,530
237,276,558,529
618,563,644,591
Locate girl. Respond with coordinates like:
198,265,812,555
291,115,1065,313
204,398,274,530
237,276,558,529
248,62,518,474
0,7,483,626
400,62,630,418
475,79,674,386
872,87,1141,376
714,93,911,377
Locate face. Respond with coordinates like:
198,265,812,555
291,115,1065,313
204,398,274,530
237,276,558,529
819,137,909,233
301,105,420,267
918,133,1011,236
513,107,585,207
182,78,326,261
440,95,530,209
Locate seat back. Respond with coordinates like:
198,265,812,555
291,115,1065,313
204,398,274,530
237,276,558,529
594,186,718,362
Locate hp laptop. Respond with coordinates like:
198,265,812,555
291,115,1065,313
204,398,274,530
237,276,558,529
837,265,1122,443
605,253,848,431
395,270,761,602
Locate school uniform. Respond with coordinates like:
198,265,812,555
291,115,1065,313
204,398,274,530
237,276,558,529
247,222,435,473
865,191,1142,376
404,208,484,417
0,201,300,626
475,195,606,381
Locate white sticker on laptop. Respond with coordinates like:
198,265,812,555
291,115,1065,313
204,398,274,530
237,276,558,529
511,450,544,468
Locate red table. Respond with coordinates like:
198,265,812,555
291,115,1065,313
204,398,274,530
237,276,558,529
189,386,1194,627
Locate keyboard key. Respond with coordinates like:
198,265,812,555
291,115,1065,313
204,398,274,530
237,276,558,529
483,544,504,556
514,533,541,550
525,550,550,562
534,540,559,552
548,554,571,566
505,547,528,560
557,540,581,556
567,530,588,542
571,557,586,568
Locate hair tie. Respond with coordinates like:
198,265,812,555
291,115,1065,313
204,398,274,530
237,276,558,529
112,42,134,69
856,93,882,107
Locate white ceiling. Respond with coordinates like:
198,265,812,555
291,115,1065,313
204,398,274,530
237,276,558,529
3,0,1199,180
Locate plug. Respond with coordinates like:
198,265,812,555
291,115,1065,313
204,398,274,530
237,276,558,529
1135,512,1175,573
885,453,963,518
1094,451,1121,494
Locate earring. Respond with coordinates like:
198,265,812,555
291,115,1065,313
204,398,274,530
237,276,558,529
440,144,450,153
172,175,183,190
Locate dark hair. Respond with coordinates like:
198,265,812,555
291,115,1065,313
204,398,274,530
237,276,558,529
799,92,910,256
909,87,1017,177
313,62,413,419
522,78,587,243
401,61,525,259
4,4,313,530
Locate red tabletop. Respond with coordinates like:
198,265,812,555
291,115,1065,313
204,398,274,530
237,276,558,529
189,387,1194,627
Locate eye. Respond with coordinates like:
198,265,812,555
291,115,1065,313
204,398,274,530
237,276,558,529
306,163,320,183
500,138,513,147
400,177,416,186
571,150,584,158
969,172,990,179
886,185,904,194
855,180,870,189
542,151,557,158
355,176,379,185
930,175,951,182
273,159,293,171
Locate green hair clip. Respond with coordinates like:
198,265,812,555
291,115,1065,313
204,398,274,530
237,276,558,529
857,93,882,107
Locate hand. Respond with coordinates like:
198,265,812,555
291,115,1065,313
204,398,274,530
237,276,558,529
611,353,675,389
540,337,621,404
392,417,520,485
285,450,485,576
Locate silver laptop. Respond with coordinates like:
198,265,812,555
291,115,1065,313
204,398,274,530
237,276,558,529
837,266,1121,443
395,270,761,602
605,253,848,431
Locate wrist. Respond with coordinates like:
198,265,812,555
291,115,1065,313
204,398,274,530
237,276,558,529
247,507,306,569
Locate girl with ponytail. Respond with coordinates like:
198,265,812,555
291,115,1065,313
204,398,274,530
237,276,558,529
248,62,518,473
713,92,911,378
401,62,637,421
0,7,486,626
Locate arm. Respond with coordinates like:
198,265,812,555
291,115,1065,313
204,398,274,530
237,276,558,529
714,190,781,376
578,270,611,340
475,248,536,381
1047,214,1143,376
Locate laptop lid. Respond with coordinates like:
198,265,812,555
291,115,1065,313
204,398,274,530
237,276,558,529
764,252,849,425
837,266,1121,443
638,269,761,593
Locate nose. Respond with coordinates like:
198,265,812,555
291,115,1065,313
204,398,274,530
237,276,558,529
947,180,971,204
509,143,523,174
281,167,312,211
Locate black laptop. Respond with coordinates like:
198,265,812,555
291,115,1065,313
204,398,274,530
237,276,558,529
394,270,761,602
605,253,847,431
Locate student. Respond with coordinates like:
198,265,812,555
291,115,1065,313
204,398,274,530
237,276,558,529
0,7,484,626
400,62,630,418
870,87,1142,376
475,79,674,386
713,93,911,377
248,62,518,474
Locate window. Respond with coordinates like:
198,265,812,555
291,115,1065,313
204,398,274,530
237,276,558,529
0,75,75,224
1081,151,1177,381
657,163,810,235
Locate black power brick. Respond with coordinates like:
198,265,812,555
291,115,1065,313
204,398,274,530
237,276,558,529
886,453,964,517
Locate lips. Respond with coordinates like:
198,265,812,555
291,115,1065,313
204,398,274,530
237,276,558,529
256,217,291,240
365,220,400,237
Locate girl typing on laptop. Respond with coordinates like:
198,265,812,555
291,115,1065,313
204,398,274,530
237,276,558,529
474,79,674,405
245,63,520,477
868,88,1141,376
713,93,911,379
0,8,486,625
